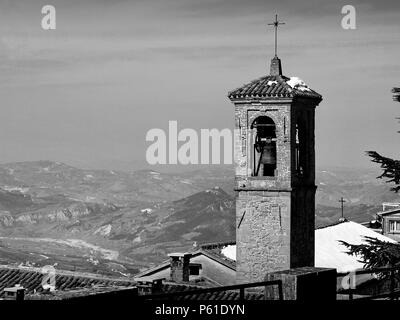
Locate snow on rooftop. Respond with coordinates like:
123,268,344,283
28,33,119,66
220,221,395,273
267,80,278,86
315,221,395,273
286,77,311,92
221,245,236,261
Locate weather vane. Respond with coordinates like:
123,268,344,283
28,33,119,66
268,14,285,57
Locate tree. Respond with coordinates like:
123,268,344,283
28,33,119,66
394,87,400,103
340,237,400,270
340,236,400,294
339,89,400,287
366,87,400,191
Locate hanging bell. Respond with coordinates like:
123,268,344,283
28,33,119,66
260,143,277,165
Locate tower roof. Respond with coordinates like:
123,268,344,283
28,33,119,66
228,73,322,101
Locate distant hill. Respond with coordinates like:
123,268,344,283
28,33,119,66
316,167,400,207
147,187,234,244
0,161,398,272
0,188,33,212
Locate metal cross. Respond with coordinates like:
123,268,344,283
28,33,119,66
339,197,346,219
268,14,285,57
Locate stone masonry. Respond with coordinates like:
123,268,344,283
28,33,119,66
168,253,191,282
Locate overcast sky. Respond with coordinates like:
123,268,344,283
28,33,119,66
0,0,399,171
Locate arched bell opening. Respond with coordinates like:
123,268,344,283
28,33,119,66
251,116,277,177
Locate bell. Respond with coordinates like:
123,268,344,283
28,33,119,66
260,143,276,165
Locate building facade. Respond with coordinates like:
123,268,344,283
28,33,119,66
378,203,400,241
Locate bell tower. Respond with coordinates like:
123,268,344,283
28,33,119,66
228,44,322,282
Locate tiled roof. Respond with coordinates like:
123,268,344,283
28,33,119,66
29,286,134,300
134,261,170,278
0,265,265,300
135,244,237,279
228,75,322,100
200,241,236,270
0,265,134,298
152,282,265,301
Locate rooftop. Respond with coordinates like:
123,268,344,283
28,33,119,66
228,74,321,101
228,55,322,102
316,221,396,273
0,264,263,300
151,282,264,301
198,221,396,274
0,265,134,300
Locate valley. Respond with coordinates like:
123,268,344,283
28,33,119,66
0,161,398,277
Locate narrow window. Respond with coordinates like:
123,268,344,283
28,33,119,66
389,220,400,232
390,221,395,232
295,124,301,174
295,120,307,176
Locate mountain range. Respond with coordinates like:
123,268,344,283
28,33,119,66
0,160,398,275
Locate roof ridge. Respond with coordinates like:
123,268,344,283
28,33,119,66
200,240,236,249
315,220,349,230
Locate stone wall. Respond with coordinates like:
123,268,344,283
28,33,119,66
236,190,291,283
234,99,318,284
264,267,337,300
169,253,190,282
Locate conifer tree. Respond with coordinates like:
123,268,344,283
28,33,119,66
366,88,400,192
340,237,400,271
342,89,400,272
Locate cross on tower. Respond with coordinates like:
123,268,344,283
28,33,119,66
268,14,285,57
339,197,346,219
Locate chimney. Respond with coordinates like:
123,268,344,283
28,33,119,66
151,278,164,294
3,284,25,301
168,252,191,282
135,278,164,296
270,56,282,76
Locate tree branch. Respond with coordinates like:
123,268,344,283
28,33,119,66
393,87,400,102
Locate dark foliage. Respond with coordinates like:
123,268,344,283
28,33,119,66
340,236,400,278
366,87,400,192
366,151,400,192
393,87,400,102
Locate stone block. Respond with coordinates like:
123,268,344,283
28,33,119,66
264,267,337,300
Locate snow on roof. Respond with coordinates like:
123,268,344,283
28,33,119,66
315,221,396,273
221,245,236,261
286,77,311,92
220,221,395,273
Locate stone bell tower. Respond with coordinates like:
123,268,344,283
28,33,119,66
228,48,322,282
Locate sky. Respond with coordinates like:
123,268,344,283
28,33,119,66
0,0,399,171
